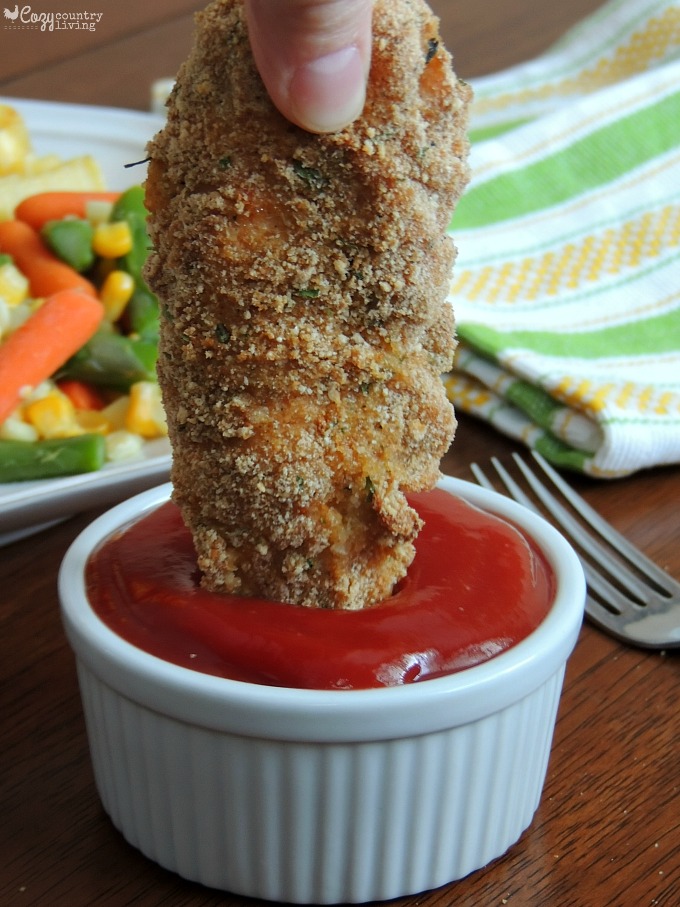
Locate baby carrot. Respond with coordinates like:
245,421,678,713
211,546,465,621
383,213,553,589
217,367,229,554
14,191,121,231
0,220,96,297
0,289,104,424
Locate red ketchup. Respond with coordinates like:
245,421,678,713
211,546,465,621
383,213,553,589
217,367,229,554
86,489,554,690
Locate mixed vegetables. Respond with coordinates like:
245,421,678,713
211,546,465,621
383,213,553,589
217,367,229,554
0,116,166,482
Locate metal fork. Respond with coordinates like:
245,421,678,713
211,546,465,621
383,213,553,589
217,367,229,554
470,452,680,650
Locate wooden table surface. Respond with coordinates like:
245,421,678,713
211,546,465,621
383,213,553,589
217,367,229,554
1,1,679,905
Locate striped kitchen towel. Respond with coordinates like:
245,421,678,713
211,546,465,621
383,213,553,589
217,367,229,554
446,0,680,477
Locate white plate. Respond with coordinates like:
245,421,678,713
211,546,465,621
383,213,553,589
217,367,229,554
0,97,171,542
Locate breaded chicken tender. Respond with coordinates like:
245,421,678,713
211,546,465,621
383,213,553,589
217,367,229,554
144,0,471,609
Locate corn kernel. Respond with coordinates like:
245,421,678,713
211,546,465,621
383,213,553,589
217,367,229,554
21,379,55,404
105,430,144,462
0,104,31,175
92,220,133,258
6,300,32,335
85,198,114,227
100,395,130,431
0,261,29,306
100,269,135,322
75,409,111,434
125,381,167,438
24,390,84,438
0,414,39,442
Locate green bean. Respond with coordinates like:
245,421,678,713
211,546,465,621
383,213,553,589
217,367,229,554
126,287,159,341
111,186,159,338
41,218,94,273
0,434,105,482
60,329,157,391
111,186,151,284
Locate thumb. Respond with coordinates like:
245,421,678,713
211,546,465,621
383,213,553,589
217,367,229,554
244,0,372,133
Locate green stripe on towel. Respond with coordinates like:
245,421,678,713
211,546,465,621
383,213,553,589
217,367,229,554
453,90,680,229
459,308,680,360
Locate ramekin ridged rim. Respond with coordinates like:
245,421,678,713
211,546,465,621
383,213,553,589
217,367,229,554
59,478,585,742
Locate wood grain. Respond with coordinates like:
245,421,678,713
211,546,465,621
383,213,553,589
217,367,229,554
0,0,203,82
1,2,679,906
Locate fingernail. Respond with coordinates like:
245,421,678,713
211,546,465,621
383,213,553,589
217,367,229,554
289,45,366,133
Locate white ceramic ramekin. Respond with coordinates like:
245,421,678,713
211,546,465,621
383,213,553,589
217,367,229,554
59,477,585,904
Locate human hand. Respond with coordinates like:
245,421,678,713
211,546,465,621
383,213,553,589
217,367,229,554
244,0,372,133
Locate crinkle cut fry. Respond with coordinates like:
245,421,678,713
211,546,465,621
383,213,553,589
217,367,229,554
144,0,471,609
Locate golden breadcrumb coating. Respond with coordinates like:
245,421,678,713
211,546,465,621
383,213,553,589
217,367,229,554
144,0,471,609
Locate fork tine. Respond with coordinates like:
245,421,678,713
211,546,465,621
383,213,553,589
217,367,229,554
471,459,537,511
473,458,649,609
469,456,680,648
472,460,615,602
528,451,679,596
511,455,659,606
